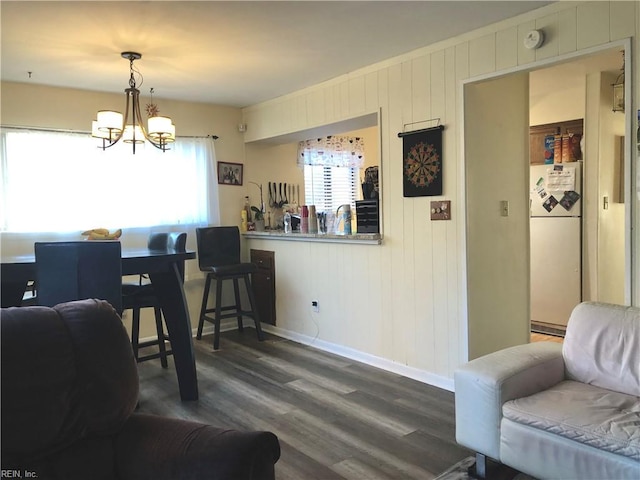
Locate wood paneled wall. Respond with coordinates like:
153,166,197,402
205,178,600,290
242,2,639,389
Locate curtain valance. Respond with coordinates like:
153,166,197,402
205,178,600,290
297,135,364,168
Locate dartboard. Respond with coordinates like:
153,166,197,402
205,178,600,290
404,142,440,187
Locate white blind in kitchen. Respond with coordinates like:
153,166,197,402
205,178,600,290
304,165,358,213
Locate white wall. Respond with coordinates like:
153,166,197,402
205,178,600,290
241,1,639,389
597,72,626,304
530,64,586,125
465,73,531,360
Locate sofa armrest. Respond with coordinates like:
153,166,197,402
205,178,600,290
454,342,564,460
115,413,281,480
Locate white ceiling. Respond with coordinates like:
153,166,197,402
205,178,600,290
1,1,554,108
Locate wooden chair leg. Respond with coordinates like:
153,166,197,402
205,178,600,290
244,274,264,341
131,307,141,361
153,306,168,368
197,274,212,340
233,277,244,332
213,278,224,350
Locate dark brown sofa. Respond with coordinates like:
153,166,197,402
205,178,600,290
1,299,280,480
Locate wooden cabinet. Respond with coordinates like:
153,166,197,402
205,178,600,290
250,249,276,326
529,118,583,165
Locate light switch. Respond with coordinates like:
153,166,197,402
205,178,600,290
500,200,509,217
430,200,451,220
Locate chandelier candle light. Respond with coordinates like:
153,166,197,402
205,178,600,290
92,52,175,153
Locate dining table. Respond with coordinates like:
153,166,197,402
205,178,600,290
1,247,199,402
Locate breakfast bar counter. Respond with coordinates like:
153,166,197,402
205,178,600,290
243,231,382,245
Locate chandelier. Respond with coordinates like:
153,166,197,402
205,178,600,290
92,52,175,153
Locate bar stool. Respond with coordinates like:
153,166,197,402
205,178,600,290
196,226,264,350
122,232,187,367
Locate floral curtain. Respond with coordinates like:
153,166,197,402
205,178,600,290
297,135,365,168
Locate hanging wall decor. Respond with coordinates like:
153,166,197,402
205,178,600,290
399,124,445,197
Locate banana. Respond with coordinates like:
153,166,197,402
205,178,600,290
82,228,122,240
88,232,109,240
81,228,109,236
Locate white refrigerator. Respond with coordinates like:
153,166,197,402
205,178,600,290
530,162,582,328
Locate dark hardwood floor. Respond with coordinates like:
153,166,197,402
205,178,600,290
136,329,472,480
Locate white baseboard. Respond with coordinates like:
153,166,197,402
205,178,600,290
142,320,454,392
260,324,454,392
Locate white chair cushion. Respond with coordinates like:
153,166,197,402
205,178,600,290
563,302,640,397
503,380,640,461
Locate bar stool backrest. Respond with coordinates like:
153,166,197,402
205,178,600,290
148,232,187,281
196,227,241,270
35,241,123,314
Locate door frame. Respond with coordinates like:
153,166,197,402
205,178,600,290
458,38,633,361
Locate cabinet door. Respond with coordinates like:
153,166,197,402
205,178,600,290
250,249,275,326
529,119,583,165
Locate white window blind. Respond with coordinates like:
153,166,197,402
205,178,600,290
304,164,358,213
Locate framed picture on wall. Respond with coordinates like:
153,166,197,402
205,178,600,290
217,161,243,186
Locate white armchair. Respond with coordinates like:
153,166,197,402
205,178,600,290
454,302,640,480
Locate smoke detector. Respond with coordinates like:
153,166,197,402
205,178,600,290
524,30,544,50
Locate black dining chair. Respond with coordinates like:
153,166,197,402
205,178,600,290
122,232,187,368
34,240,123,314
196,226,264,350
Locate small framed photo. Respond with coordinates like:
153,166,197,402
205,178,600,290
217,161,243,186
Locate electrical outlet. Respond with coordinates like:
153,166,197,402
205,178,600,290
311,300,319,313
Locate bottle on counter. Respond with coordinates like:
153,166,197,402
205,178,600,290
308,205,318,234
243,196,252,222
300,205,309,233
241,210,248,233
336,204,352,235
283,211,292,233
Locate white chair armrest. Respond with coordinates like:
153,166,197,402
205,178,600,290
454,342,564,460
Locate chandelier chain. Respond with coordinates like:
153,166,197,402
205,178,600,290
129,57,136,89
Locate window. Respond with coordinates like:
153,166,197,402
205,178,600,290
298,135,364,213
303,164,358,212
0,129,219,232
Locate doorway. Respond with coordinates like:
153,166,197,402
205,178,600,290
463,43,632,359
529,48,628,336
